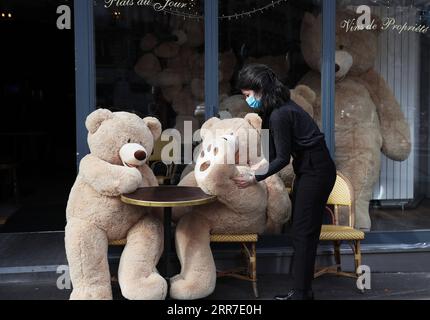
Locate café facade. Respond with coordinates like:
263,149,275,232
1,0,430,290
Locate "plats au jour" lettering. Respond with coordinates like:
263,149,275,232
104,0,188,12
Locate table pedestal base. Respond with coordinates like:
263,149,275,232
162,207,172,278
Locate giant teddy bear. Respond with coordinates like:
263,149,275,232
170,114,291,300
65,109,167,300
299,10,411,230
135,19,236,135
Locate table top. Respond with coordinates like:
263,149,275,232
121,186,217,208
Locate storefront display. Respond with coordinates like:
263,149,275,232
299,9,412,231
335,1,429,232
1,1,430,284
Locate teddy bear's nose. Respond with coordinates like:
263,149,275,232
335,64,340,73
134,150,147,161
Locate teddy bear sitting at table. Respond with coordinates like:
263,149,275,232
65,109,166,300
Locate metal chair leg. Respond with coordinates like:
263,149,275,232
354,241,362,275
250,243,259,298
334,241,341,273
354,240,365,293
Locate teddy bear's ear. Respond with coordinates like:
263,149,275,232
143,117,162,141
245,113,262,131
202,117,221,131
200,117,221,140
85,109,113,134
293,85,316,105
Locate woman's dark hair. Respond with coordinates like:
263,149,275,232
237,63,290,125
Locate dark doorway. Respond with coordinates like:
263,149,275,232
0,0,76,232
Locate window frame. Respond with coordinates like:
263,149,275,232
73,0,430,246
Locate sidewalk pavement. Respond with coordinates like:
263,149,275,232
0,273,429,300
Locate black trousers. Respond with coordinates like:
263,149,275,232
290,140,337,292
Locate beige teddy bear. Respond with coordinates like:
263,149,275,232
135,20,237,136
65,109,166,300
299,10,411,230
171,114,291,300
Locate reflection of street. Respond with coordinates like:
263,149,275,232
2,231,430,300
370,199,430,231
0,174,72,233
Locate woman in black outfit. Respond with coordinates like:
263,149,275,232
232,64,337,300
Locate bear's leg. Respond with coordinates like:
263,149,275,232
118,213,167,300
170,213,216,300
338,153,380,231
65,219,112,300
355,190,373,231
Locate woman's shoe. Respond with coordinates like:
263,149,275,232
274,289,314,300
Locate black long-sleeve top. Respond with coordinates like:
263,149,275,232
254,99,325,182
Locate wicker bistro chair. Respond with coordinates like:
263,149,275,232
315,171,365,282
109,239,127,246
149,139,176,185
210,233,259,298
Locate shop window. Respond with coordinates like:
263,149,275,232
94,1,206,182
218,0,324,233
94,1,206,132
0,1,76,232
333,1,430,231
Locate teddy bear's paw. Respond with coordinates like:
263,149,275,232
170,276,215,300
118,167,143,194
194,135,238,194
120,272,168,300
70,286,113,300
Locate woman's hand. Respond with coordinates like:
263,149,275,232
232,172,257,189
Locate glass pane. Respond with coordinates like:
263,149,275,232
94,1,206,131
94,1,205,183
0,1,76,232
218,0,323,233
219,0,321,117
336,1,430,231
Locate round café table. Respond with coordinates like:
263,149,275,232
121,186,217,278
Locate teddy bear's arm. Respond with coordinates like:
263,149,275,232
79,154,142,196
359,69,411,161
135,164,165,218
263,175,291,234
136,164,159,187
172,171,199,222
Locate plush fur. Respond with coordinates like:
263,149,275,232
171,114,291,300
65,109,167,300
299,10,411,230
